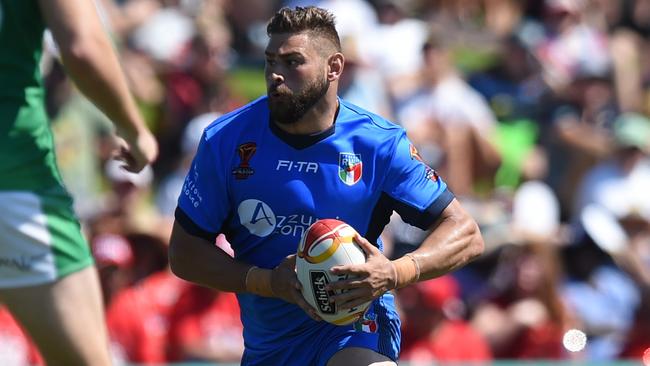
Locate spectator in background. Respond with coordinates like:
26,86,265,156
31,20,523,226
0,307,43,366
317,0,379,41
533,0,611,92
338,36,393,119
399,276,492,364
561,233,641,360
156,111,221,218
158,27,237,178
620,285,650,360
396,35,501,196
544,71,619,215
125,232,170,285
574,112,650,223
107,261,188,364
364,0,429,97
166,285,244,363
471,182,569,359
570,114,650,360
471,241,569,359
469,35,546,190
92,233,136,307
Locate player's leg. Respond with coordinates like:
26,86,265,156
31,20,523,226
0,189,111,365
0,266,112,366
326,347,396,366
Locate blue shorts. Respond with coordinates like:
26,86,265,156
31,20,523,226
241,293,401,366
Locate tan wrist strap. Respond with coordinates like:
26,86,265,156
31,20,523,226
245,266,274,297
391,253,421,289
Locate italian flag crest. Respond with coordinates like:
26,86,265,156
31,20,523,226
338,153,362,186
353,314,377,333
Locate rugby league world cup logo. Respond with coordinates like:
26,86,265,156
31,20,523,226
232,142,257,179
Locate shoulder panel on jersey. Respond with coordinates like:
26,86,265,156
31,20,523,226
339,99,402,132
204,96,268,140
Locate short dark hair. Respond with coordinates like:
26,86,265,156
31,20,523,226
267,7,341,52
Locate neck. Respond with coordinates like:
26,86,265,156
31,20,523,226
272,90,339,135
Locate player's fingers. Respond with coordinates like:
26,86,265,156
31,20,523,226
329,287,367,305
354,233,379,256
286,254,297,268
330,289,371,310
330,263,366,276
325,278,365,291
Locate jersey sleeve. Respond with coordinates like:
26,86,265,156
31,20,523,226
175,132,230,242
381,131,454,230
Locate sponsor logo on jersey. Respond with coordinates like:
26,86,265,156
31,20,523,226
353,313,378,333
409,144,438,182
338,153,362,186
232,142,257,179
276,160,319,173
237,199,276,236
183,166,204,207
237,199,321,238
309,270,335,314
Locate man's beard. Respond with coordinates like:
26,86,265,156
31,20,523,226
268,76,329,125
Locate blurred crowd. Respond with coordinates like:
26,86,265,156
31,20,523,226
1,0,650,365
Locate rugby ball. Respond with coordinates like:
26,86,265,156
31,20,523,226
296,219,370,325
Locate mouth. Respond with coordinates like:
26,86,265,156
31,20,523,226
269,84,291,96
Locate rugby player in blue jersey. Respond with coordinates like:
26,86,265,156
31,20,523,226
169,6,484,366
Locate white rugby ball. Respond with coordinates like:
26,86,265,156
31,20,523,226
296,219,370,325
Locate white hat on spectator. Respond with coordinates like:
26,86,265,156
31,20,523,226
92,233,134,268
580,204,628,255
181,112,221,155
512,181,561,243
131,8,195,62
545,0,585,13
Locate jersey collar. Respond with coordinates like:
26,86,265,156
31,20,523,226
268,101,340,150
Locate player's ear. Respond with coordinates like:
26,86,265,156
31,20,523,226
327,52,344,82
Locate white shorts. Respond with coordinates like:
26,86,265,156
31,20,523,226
0,188,93,288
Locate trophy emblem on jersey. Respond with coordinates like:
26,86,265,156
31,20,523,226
338,152,362,186
409,144,438,182
233,142,257,179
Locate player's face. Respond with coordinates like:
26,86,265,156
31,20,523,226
265,32,330,125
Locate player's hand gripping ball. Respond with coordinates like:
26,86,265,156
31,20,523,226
296,219,371,325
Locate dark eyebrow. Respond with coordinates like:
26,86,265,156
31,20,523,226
264,51,304,59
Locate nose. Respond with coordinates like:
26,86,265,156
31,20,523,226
270,72,284,85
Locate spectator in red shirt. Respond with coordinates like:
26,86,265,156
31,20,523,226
399,275,492,363
166,284,243,363
471,242,569,359
106,269,189,364
91,233,135,307
0,306,43,366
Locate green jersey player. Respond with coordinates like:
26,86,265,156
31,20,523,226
0,0,157,364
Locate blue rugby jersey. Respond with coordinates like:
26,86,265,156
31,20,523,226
175,96,454,361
